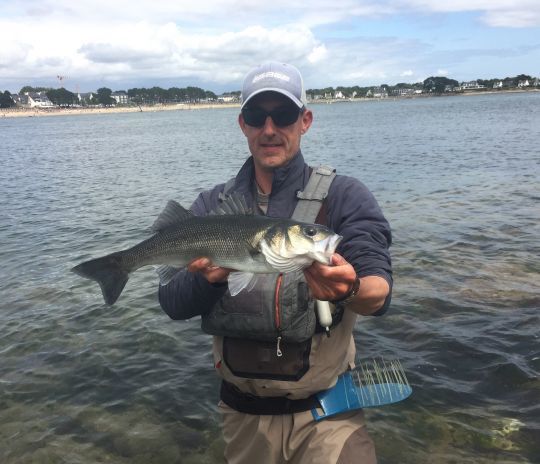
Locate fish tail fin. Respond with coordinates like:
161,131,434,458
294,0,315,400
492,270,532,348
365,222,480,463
71,253,129,305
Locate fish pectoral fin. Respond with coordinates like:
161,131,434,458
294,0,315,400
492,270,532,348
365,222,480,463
151,200,193,233
156,265,182,285
259,240,306,273
227,272,259,296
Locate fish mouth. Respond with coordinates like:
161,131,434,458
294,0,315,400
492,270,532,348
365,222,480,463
327,234,343,254
313,233,343,264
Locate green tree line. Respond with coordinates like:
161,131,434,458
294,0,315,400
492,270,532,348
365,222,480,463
306,74,536,97
3,73,536,108
5,85,221,107
0,90,15,108
127,86,217,104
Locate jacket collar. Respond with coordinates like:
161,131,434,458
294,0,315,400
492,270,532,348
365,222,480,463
234,151,310,218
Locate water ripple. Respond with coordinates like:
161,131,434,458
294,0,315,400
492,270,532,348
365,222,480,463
1,93,539,463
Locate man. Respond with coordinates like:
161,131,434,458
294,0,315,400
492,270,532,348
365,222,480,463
159,62,392,464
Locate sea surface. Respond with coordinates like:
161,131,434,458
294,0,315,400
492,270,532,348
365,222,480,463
1,92,539,463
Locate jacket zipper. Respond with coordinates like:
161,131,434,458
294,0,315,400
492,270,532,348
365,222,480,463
274,273,283,357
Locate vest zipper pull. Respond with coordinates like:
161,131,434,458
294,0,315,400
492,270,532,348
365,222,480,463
276,336,283,357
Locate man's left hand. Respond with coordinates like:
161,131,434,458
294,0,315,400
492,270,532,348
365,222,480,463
303,253,356,301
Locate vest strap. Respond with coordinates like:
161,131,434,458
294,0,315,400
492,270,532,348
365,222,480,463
292,165,336,223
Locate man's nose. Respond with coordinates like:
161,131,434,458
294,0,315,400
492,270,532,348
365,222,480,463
261,116,277,135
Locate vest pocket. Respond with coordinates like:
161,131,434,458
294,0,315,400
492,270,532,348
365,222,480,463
222,337,312,381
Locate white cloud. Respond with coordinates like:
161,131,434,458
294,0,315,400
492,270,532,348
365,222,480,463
483,9,540,27
307,45,329,63
396,0,540,27
0,19,324,87
6,1,540,27
0,1,538,91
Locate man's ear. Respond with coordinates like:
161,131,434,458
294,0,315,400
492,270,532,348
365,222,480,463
238,113,248,136
301,109,313,135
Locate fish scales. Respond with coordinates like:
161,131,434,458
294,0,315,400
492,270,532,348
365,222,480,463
128,214,273,271
72,196,342,305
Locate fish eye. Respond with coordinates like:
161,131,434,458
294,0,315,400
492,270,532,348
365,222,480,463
304,226,317,237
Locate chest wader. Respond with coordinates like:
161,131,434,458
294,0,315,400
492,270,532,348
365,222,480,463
201,166,344,382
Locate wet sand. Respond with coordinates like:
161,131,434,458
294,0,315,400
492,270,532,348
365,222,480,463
0,102,240,118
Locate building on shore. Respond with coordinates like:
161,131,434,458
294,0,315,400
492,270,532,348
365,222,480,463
19,92,55,108
111,91,129,105
459,81,486,91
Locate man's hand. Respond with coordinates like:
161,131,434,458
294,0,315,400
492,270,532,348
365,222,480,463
187,258,231,284
304,254,390,315
303,254,356,302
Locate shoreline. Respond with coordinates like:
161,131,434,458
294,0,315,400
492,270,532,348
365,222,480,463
0,102,241,119
1,89,537,119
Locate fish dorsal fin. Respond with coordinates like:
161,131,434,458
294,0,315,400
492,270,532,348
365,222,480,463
209,192,252,216
151,200,193,233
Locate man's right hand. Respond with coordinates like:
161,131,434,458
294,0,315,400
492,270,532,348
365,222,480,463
187,258,231,284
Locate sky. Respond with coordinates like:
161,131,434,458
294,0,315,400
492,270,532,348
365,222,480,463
1,0,539,94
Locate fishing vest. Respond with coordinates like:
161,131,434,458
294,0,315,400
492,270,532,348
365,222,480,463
201,166,344,381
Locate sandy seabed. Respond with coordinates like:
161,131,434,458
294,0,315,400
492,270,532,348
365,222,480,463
0,103,240,118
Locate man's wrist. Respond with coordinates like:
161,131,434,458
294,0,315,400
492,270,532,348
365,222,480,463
332,275,361,305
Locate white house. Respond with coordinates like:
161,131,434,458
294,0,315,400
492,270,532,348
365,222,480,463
517,80,530,88
111,91,129,104
217,95,237,103
78,92,95,104
392,88,415,96
493,81,503,89
459,81,486,90
369,87,388,98
10,94,22,105
24,92,55,108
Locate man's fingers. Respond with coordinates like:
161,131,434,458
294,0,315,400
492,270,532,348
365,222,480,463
187,257,211,273
187,257,232,284
331,253,347,266
303,253,357,300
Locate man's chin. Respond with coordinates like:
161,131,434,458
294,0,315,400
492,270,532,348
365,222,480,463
257,153,284,168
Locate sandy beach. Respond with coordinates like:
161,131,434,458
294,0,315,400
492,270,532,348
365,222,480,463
0,102,241,118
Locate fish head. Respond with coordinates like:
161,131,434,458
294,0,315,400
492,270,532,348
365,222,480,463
261,222,342,272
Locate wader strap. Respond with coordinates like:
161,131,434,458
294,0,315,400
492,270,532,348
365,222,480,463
220,380,320,415
292,165,336,223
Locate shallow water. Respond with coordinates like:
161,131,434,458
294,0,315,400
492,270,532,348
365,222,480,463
1,92,539,463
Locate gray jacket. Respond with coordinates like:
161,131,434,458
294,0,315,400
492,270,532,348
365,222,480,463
158,151,392,320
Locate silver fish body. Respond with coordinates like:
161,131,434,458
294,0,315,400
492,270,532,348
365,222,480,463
72,195,342,305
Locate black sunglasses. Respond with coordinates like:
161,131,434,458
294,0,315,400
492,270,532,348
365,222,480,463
242,105,304,128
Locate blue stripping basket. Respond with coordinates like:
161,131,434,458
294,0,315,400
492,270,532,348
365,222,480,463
312,359,412,421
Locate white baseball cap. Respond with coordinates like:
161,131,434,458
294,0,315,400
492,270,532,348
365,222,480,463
241,62,307,110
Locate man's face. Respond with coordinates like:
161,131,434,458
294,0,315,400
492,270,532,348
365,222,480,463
238,92,313,172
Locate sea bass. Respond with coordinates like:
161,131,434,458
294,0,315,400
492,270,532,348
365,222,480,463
72,193,342,305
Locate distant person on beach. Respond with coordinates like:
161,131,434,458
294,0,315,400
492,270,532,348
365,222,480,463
158,62,392,464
